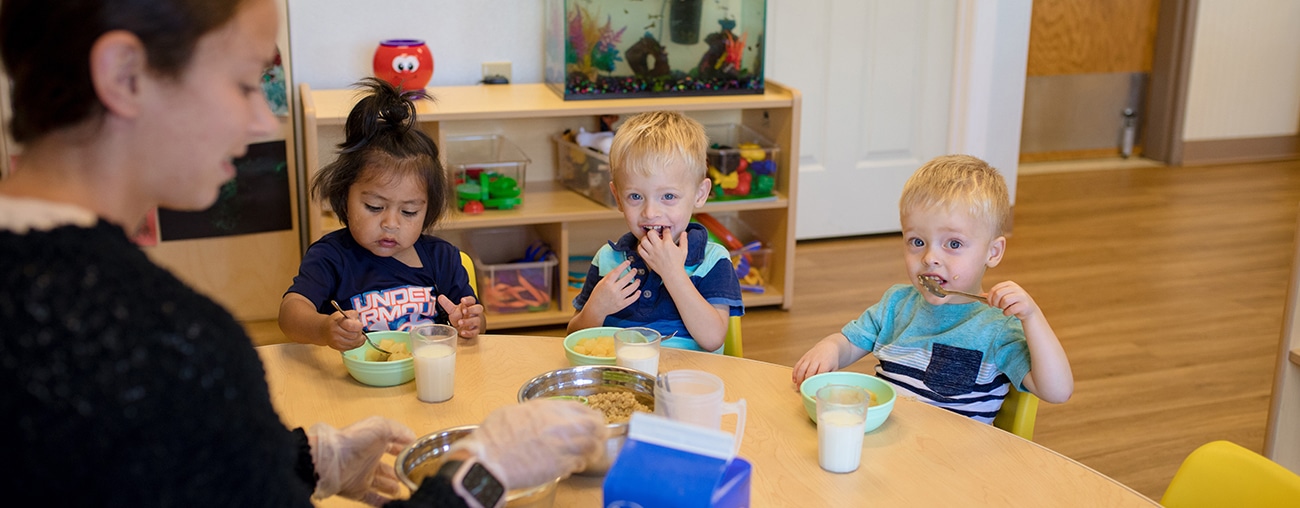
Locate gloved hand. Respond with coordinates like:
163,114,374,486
451,399,607,490
308,416,416,506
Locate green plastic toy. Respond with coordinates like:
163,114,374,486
456,170,522,212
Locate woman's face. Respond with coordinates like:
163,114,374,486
135,0,279,211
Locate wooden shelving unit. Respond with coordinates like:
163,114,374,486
300,81,801,330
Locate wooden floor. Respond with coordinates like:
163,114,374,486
244,157,1300,500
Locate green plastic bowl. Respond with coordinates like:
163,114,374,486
341,330,415,387
799,371,897,433
563,327,623,366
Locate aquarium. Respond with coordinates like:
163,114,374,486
544,0,767,100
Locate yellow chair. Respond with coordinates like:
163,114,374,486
992,385,1039,440
459,251,478,295
1161,440,1300,508
723,315,743,358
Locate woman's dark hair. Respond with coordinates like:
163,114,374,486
311,78,449,232
0,0,245,143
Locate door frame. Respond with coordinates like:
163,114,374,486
1144,0,1198,166
948,0,1033,205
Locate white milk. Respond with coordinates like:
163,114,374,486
817,410,866,473
414,343,455,403
616,345,659,375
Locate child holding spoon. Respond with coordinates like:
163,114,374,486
279,79,483,351
793,155,1073,423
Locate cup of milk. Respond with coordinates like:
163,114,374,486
614,327,661,376
816,384,869,473
411,323,457,403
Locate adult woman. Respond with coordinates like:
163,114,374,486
0,1,603,506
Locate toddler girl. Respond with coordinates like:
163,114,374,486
279,78,484,351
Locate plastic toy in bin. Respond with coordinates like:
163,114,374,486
554,130,618,208
456,168,521,213
695,213,765,293
729,242,766,293
708,145,776,200
704,124,779,202
481,241,554,312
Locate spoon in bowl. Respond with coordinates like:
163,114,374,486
331,300,392,357
917,275,988,303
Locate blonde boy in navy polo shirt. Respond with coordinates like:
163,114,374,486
567,112,743,352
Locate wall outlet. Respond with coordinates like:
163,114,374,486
482,61,512,84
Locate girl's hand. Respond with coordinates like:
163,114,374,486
588,259,641,317
328,309,366,352
986,281,1041,321
438,294,485,339
637,229,689,275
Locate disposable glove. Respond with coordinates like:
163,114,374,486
451,399,607,490
308,416,416,506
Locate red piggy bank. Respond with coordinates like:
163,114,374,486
373,39,433,91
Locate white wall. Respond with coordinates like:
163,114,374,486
287,0,546,89
287,0,1030,238
1183,0,1300,141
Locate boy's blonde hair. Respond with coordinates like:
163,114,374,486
608,111,709,186
900,154,1011,236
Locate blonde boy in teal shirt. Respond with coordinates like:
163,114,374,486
793,155,1073,422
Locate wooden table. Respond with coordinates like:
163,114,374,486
257,335,1157,507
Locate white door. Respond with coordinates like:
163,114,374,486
769,1,1030,239
769,1,956,239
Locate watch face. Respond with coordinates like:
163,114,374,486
462,462,505,507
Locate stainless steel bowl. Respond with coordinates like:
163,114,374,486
516,365,656,475
394,425,557,508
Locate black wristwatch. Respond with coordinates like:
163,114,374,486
435,457,505,508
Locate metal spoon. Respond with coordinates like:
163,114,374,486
917,275,988,303
331,300,391,356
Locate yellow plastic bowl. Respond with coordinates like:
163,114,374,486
340,330,415,387
563,327,622,366
799,371,897,433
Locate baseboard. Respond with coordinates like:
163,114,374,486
1020,147,1130,164
1182,135,1300,166
1019,157,1164,176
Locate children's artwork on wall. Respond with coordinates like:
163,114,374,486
158,140,291,241
262,46,288,116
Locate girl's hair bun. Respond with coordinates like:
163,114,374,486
338,77,433,154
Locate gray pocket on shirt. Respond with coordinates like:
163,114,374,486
923,343,982,397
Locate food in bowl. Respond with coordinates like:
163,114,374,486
563,327,624,366
340,331,415,387
799,371,897,433
572,336,615,357
518,365,655,475
365,338,412,361
585,391,650,424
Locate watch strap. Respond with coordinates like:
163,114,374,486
436,457,505,508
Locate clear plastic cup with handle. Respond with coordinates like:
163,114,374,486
653,369,746,457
